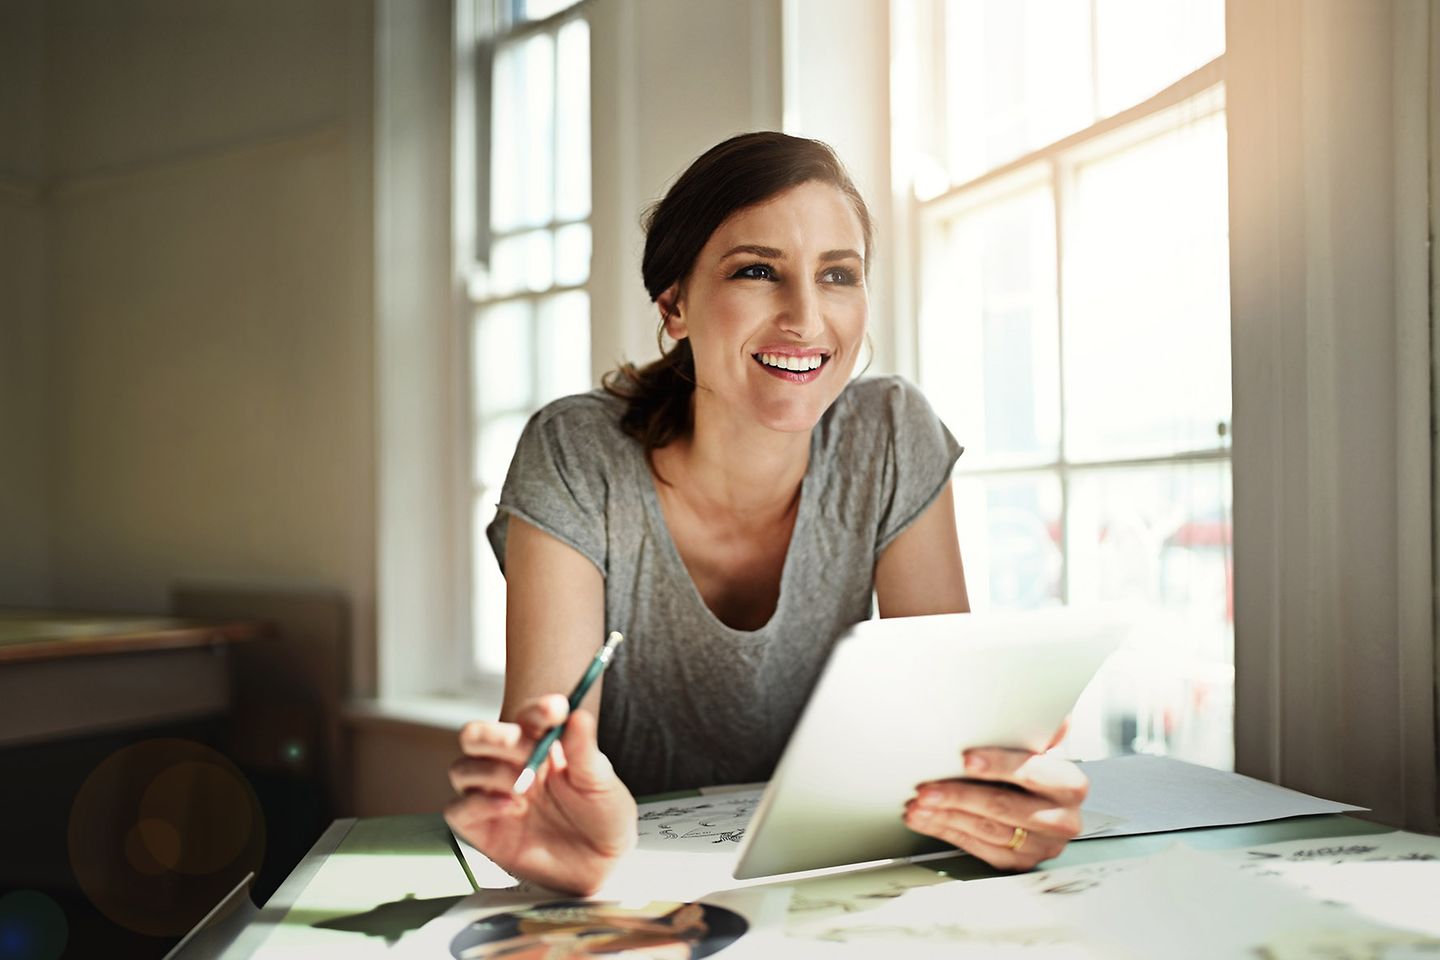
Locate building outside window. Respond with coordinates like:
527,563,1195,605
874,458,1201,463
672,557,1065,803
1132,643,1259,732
899,0,1233,767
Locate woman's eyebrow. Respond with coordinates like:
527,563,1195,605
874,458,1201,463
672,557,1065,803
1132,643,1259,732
718,244,864,262
719,243,784,260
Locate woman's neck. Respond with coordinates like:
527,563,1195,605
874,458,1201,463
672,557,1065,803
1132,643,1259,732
655,390,811,519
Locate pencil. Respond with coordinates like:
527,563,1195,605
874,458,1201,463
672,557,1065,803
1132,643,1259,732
512,631,625,795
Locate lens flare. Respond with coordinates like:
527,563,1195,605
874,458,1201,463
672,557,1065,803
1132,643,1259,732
67,739,265,937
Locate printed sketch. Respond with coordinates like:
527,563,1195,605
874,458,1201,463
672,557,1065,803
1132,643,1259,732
634,791,762,852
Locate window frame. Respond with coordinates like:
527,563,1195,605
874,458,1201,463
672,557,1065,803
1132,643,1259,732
911,47,1234,763
463,0,594,684
917,57,1229,588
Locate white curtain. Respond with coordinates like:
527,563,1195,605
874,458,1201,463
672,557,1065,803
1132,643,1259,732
1226,0,1437,831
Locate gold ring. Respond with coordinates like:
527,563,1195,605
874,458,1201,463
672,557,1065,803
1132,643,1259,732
1006,826,1028,851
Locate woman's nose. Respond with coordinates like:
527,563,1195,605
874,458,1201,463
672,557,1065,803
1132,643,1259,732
778,284,824,340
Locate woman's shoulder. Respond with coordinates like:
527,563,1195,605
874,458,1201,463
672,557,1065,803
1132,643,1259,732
514,389,634,475
528,388,628,431
824,374,936,432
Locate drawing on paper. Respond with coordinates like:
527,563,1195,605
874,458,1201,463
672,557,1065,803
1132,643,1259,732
635,793,759,847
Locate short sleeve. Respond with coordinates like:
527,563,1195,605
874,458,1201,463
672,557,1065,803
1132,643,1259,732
485,398,612,576
874,378,963,553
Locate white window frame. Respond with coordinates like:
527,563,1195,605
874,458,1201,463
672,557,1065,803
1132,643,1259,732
463,0,593,686
917,59,1229,539
912,52,1234,762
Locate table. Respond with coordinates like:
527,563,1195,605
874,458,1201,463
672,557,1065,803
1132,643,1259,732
0,608,264,747
202,811,1393,958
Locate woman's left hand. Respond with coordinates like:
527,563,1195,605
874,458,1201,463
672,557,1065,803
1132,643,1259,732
903,746,1088,871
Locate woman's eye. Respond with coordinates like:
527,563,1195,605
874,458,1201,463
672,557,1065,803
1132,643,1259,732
732,263,777,281
820,266,858,285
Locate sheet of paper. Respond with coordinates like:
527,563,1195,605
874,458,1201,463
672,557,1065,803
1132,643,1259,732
779,862,952,932
803,842,1440,959
635,788,763,853
1077,754,1366,837
1219,830,1440,939
785,858,1108,958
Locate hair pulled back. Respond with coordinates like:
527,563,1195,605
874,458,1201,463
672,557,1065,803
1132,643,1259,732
602,132,873,469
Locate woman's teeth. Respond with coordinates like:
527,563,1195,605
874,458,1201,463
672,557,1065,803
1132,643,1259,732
757,353,825,372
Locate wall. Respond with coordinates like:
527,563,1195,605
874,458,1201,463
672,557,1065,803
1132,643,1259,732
1227,0,1437,831
0,0,53,606
589,0,784,380
38,0,377,698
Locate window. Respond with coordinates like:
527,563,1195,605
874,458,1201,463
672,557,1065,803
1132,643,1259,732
900,0,1233,768
467,0,592,676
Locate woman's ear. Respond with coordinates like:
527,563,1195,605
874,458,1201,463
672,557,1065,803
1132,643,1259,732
656,285,687,340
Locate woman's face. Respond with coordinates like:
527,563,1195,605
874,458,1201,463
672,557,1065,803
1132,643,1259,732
661,180,868,436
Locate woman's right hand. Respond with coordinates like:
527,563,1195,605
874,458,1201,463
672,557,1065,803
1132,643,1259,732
444,694,637,895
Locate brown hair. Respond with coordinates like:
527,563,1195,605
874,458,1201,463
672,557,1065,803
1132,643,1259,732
601,132,874,472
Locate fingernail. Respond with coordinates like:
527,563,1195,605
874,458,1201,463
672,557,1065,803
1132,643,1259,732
966,753,988,773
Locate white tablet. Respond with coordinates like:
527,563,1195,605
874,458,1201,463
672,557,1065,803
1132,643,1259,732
732,608,1125,879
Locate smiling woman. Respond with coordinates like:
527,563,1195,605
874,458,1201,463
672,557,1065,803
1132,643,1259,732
445,132,1089,895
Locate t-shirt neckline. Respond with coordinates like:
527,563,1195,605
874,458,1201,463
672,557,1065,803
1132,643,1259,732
636,429,823,641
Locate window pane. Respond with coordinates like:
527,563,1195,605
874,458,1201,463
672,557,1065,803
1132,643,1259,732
1094,0,1225,116
554,222,591,287
954,472,1063,612
944,0,1093,182
1064,460,1234,768
921,184,1060,465
554,18,591,221
491,32,555,232
476,413,530,490
489,38,522,233
1064,108,1231,460
535,291,591,404
475,301,532,413
491,229,555,296
473,493,507,676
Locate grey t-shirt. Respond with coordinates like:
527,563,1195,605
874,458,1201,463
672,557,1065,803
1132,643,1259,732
486,375,962,796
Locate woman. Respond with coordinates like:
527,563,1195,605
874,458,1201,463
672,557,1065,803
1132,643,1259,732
446,132,1087,895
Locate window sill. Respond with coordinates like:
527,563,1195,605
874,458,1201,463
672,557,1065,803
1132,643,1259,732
344,689,502,735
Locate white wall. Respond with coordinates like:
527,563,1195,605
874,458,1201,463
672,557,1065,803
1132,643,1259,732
374,0,466,699
0,0,53,606
31,0,378,694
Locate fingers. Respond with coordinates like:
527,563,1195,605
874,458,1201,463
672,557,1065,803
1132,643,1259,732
1046,716,1072,751
444,788,524,836
512,694,571,738
449,756,529,797
457,694,571,764
911,778,1083,840
908,752,1083,871
556,708,619,792
903,803,1068,871
959,749,1089,807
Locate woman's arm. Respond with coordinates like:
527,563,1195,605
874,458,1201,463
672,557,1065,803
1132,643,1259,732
875,482,1086,871
499,515,608,719
873,480,970,617
445,516,636,895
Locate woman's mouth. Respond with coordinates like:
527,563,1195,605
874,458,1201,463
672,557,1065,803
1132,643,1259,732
752,351,830,383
